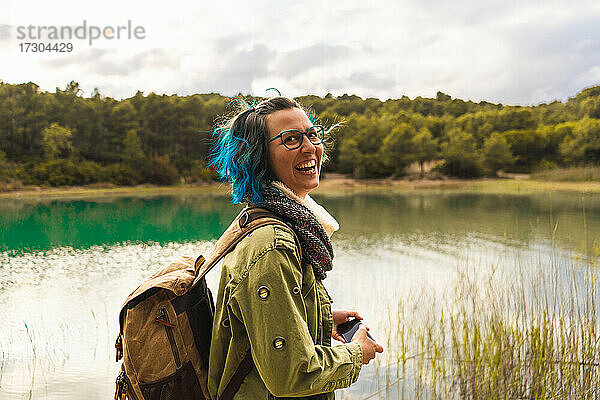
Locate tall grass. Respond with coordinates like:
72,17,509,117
531,166,600,182
370,257,600,399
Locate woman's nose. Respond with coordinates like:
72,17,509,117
299,134,317,153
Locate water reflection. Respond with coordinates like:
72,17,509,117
0,192,599,399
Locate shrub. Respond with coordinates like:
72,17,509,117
189,160,219,182
77,161,104,184
17,159,81,186
144,155,179,185
439,131,483,178
102,163,143,186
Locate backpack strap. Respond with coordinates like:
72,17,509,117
190,206,301,288
191,207,301,400
220,350,253,400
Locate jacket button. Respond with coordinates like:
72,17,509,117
273,337,286,350
292,286,300,295
257,286,270,300
221,318,230,328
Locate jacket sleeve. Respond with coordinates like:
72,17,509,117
228,232,363,397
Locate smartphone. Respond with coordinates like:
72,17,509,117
336,318,375,343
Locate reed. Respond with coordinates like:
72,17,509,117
368,257,600,399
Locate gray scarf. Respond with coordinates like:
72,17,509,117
254,185,333,280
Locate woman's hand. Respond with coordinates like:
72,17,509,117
352,326,384,364
331,310,362,343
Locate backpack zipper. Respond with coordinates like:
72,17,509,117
115,369,139,400
156,308,182,368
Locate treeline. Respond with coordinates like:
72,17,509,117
1,81,599,188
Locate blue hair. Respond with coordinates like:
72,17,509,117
209,124,268,204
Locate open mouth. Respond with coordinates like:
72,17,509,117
295,159,317,174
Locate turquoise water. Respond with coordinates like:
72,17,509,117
1,191,599,399
2,192,599,255
0,195,239,252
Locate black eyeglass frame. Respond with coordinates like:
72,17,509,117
267,125,325,150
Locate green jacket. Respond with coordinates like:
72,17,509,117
208,223,363,400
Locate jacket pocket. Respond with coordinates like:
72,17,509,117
301,266,316,299
139,361,204,400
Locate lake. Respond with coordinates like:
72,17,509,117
1,190,599,399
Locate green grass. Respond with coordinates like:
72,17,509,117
531,166,600,182
464,179,600,194
3,176,600,200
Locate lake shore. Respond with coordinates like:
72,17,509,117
2,175,600,200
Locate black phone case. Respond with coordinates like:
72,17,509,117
337,318,375,343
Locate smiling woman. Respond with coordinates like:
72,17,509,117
208,97,383,400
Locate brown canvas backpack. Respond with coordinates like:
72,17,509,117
114,207,300,400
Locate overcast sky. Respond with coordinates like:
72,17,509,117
1,0,599,105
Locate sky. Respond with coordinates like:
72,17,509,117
1,0,600,105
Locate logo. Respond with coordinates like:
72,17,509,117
16,20,146,46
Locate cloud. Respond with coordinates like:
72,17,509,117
40,48,180,77
3,0,600,104
277,43,351,79
92,49,181,76
483,13,600,104
311,72,397,95
348,72,397,91
181,44,275,96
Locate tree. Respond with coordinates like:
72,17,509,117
559,117,600,164
380,122,415,176
411,127,438,175
336,113,393,178
144,155,179,185
101,101,141,163
42,123,72,160
436,91,451,102
502,129,548,171
122,129,146,168
0,149,8,181
338,137,364,178
482,133,515,175
441,130,482,177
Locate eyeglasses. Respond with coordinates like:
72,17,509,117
267,125,325,150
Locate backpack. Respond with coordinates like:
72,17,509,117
114,207,300,400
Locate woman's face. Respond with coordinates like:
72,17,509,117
266,107,323,199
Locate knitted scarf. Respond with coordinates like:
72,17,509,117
254,183,334,280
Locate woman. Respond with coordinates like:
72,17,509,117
208,97,383,400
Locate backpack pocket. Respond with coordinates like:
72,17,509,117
139,361,204,400
156,307,182,368
123,294,187,381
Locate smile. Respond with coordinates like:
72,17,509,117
295,159,317,174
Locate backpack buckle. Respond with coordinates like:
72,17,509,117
115,334,123,362
239,211,250,228
114,368,128,400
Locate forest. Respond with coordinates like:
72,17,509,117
0,80,599,188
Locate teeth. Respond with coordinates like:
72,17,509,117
297,160,316,169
